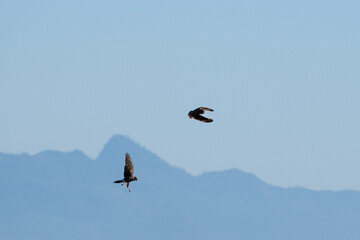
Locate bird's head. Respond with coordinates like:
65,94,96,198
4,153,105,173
133,176,138,181
188,111,193,118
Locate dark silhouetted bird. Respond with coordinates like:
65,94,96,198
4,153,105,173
188,107,214,123
113,153,138,192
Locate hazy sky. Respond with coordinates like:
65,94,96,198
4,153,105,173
1,0,359,190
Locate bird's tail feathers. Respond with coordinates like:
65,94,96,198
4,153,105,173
113,180,124,184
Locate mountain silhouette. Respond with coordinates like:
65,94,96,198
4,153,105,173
1,135,360,240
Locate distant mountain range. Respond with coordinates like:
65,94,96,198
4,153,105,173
1,135,359,240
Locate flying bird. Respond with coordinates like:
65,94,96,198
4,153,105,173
188,106,214,123
113,153,138,192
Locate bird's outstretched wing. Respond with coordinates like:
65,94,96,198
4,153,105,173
123,153,134,178
193,114,213,123
200,107,214,112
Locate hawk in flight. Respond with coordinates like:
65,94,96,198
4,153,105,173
113,153,138,192
188,106,214,123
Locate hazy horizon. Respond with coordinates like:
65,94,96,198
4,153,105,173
3,134,360,240
0,133,358,192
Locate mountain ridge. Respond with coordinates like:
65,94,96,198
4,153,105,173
1,134,358,193
1,134,360,240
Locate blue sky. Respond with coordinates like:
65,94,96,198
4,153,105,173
1,0,360,190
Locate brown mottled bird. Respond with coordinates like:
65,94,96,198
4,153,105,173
188,106,214,123
113,153,138,192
